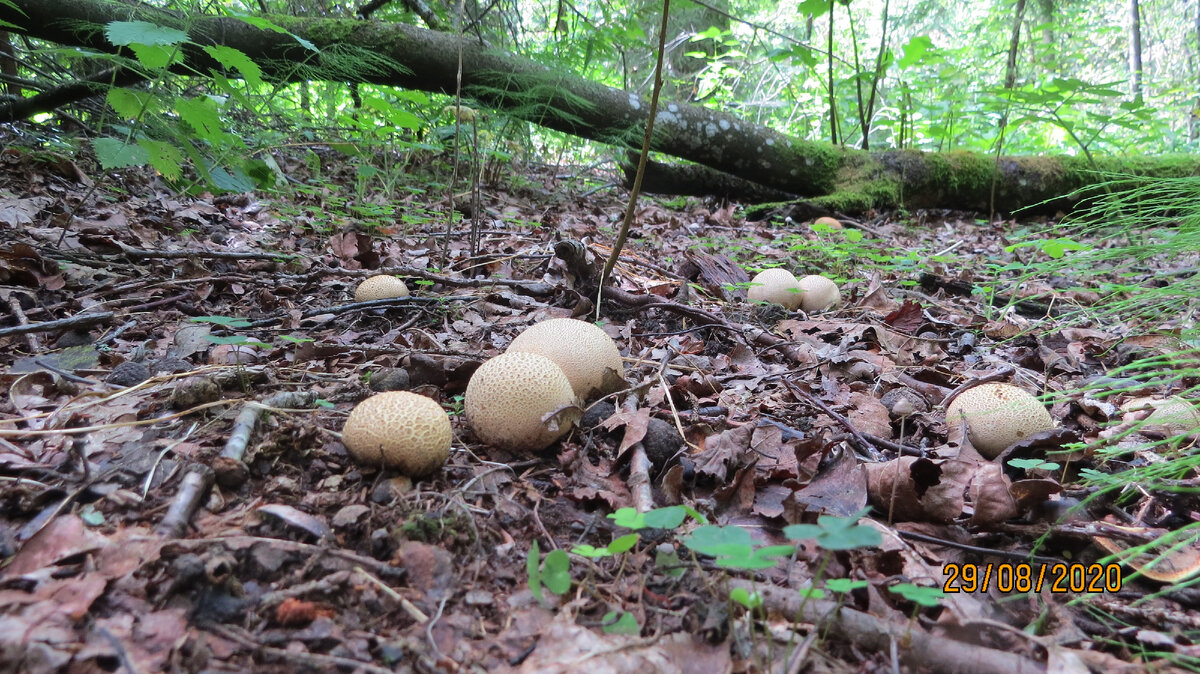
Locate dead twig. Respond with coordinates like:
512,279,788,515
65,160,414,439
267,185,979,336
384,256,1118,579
353,566,429,623
214,391,318,480
782,380,882,461
6,294,37,351
628,444,655,512
102,240,299,261
202,623,400,674
241,296,455,329
940,366,1016,407
220,391,318,464
155,465,213,538
729,580,1043,674
0,310,113,338
159,535,406,580
158,392,317,536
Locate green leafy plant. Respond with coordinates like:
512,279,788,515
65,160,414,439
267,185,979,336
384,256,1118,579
527,541,572,602
783,508,882,550
1008,457,1061,472
683,525,795,569
729,586,762,610
572,533,640,559
888,582,944,607
601,611,640,634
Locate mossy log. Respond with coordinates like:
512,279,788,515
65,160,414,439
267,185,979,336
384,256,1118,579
4,0,1199,213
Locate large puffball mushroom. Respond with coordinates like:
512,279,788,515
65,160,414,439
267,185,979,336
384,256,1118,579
342,392,452,477
465,351,581,452
355,275,409,302
506,318,626,400
796,274,840,312
747,268,803,310
945,383,1055,459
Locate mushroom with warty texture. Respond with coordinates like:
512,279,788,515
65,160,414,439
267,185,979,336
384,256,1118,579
506,318,625,400
465,351,581,452
1123,396,1200,436
355,275,410,302
944,382,1055,459
342,391,452,477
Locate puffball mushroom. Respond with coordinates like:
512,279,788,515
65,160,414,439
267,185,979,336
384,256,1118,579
812,216,843,230
1147,398,1200,434
342,392,452,477
796,274,841,312
945,383,1055,459
355,275,410,302
506,318,625,400
747,268,803,310
465,351,581,452
1123,396,1200,435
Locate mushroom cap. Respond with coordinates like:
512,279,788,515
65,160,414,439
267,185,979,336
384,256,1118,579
355,275,410,302
945,383,1055,459
747,268,802,310
465,351,581,452
796,274,841,312
881,387,929,418
812,216,843,230
342,392,451,477
506,318,626,400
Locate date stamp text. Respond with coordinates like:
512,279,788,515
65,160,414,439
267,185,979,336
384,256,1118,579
942,562,1122,594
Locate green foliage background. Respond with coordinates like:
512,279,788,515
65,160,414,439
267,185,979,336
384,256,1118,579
8,0,1199,188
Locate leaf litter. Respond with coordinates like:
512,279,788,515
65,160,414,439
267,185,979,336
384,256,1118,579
0,135,1198,672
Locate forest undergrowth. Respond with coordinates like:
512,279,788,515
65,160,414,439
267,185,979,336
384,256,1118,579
0,131,1199,673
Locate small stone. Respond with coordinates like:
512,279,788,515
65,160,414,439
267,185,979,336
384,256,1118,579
106,361,150,387
581,401,617,429
150,357,192,375
54,331,93,348
170,375,222,409
332,504,371,529
368,368,410,392
845,362,878,381
642,417,684,468
464,590,494,606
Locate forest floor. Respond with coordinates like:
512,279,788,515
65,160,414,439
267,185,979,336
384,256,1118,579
1,130,1199,674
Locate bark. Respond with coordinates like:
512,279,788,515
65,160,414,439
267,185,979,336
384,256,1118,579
2,0,1199,214
623,155,798,202
1130,0,1144,104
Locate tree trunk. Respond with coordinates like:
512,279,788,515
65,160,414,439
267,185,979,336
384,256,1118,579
1130,0,1144,104
1,0,1198,214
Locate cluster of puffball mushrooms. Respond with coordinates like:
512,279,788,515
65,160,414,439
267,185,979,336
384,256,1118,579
745,218,844,312
341,277,625,478
337,258,1199,479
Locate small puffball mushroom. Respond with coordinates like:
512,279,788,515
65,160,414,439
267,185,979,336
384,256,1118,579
945,383,1055,459
355,275,410,302
465,351,581,452
747,268,803,310
812,216,843,231
796,274,840,312
507,318,626,400
342,392,452,477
